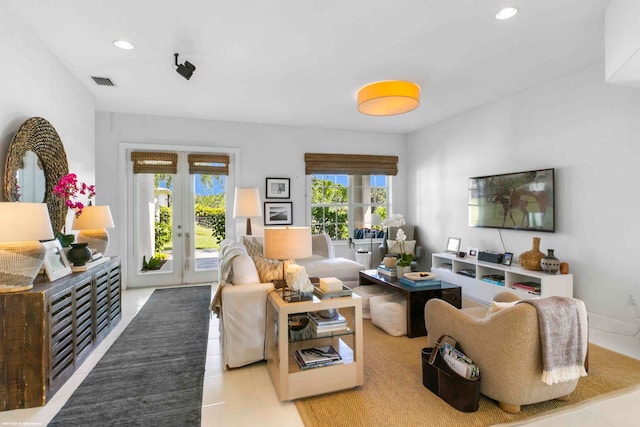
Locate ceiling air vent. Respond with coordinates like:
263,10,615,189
91,76,116,87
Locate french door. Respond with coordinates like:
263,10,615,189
126,150,229,287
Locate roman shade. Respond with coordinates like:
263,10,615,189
131,151,178,174
188,154,230,175
305,153,398,176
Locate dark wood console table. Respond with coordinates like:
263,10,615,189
0,257,121,410
359,270,461,338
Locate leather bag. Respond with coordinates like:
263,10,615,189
421,335,481,413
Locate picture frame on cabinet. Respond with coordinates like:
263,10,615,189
264,202,293,225
42,240,72,281
468,247,478,258
266,178,290,199
445,237,461,254
502,252,514,266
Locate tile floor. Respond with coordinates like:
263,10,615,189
0,283,639,426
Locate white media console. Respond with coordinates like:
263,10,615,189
431,252,573,305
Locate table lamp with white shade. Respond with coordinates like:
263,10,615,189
72,205,115,255
0,202,54,293
233,187,262,235
264,226,312,300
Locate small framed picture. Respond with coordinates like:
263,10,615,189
445,237,461,254
266,178,290,199
502,252,514,266
264,202,293,225
468,247,478,258
42,240,72,281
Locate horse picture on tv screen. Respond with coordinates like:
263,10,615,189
468,168,555,232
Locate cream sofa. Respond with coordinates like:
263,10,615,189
214,234,363,368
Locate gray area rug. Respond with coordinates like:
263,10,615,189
49,285,211,427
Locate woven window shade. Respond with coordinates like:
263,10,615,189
305,153,398,176
131,152,178,174
188,154,230,175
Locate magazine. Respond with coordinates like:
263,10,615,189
294,345,342,368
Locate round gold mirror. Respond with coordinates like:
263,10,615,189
3,117,69,235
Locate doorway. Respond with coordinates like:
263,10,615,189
126,150,229,287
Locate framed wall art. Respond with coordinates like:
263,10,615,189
266,177,290,199
264,202,293,225
42,240,72,281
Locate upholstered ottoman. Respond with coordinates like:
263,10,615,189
353,285,389,319
370,293,407,336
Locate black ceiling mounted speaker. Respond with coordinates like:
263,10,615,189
174,53,196,80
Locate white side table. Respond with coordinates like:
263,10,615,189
265,291,363,401
355,251,372,270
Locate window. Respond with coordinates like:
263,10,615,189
310,174,389,241
305,153,397,241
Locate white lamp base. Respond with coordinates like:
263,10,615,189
76,229,109,255
0,241,45,293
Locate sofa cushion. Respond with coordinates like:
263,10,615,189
386,240,416,256
242,236,264,257
230,254,260,285
253,256,291,282
296,255,363,281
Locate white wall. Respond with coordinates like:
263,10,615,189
0,5,95,232
95,112,406,280
407,62,640,326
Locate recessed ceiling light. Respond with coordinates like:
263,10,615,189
496,6,518,20
113,39,134,50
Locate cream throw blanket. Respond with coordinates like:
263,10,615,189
519,296,588,385
210,239,248,318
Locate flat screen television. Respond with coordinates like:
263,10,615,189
468,168,555,232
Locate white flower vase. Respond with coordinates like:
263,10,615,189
397,265,412,278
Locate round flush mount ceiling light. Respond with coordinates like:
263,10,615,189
113,39,134,50
357,80,420,116
496,6,519,20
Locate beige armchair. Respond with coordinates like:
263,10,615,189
424,292,585,413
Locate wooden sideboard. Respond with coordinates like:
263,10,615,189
0,256,121,411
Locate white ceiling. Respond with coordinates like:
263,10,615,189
4,0,608,134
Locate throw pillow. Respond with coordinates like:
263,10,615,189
252,256,292,282
243,236,263,258
485,300,518,319
230,254,260,285
386,240,416,256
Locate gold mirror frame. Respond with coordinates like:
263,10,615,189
3,117,69,235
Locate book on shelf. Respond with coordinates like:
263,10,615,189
307,311,346,326
310,322,349,334
377,266,397,278
293,345,343,370
480,274,505,286
399,277,442,288
313,285,352,299
512,281,541,294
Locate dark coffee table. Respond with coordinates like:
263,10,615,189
359,270,461,338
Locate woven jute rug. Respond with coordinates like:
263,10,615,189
296,318,640,427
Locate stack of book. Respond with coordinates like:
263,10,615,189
512,281,541,295
293,345,343,370
377,265,397,278
481,274,505,286
399,277,442,288
307,311,348,335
